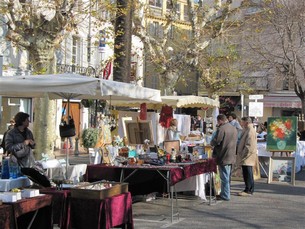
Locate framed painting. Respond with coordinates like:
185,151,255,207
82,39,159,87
125,120,154,145
268,156,295,185
266,116,297,152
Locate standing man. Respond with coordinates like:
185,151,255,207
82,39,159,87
237,117,257,196
211,114,238,201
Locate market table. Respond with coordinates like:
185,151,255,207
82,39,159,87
40,188,70,229
5,194,53,229
86,159,216,195
66,192,133,229
85,159,217,223
0,204,14,228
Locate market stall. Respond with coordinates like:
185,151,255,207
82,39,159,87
258,141,305,175
0,74,160,228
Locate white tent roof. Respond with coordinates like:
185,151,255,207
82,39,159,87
111,95,219,109
0,74,162,102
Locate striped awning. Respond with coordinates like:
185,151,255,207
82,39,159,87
262,96,301,108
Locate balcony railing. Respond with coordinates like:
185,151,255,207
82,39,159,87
56,64,98,78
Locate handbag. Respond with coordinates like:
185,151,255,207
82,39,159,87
59,104,76,138
60,123,76,138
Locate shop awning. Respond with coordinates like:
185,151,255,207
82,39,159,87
262,96,301,108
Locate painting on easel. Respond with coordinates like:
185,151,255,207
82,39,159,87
266,116,297,152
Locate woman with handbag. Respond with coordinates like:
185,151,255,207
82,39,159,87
5,112,36,168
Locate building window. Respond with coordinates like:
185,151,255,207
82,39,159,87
149,0,162,8
167,0,173,10
149,22,163,38
184,5,190,21
72,36,80,66
87,36,91,64
168,25,175,39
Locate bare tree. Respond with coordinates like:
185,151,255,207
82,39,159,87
133,0,242,96
244,0,305,114
0,0,111,157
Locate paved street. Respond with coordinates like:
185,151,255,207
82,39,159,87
132,169,305,229
53,150,305,228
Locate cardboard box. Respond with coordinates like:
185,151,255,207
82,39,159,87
21,189,40,198
0,192,21,202
70,181,128,200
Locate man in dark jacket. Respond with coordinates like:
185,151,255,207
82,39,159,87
211,114,238,201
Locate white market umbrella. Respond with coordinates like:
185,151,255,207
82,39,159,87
0,73,99,177
0,73,99,99
0,74,162,102
0,73,161,175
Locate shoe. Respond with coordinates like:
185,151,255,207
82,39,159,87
238,191,252,197
216,195,230,201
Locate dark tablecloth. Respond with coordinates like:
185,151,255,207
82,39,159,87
0,204,14,228
40,188,71,228
3,194,53,229
66,192,133,229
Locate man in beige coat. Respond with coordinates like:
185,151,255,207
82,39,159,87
237,117,257,196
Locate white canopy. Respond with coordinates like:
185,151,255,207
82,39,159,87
0,73,162,102
111,95,219,109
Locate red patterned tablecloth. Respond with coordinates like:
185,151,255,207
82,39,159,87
85,158,217,195
66,192,133,229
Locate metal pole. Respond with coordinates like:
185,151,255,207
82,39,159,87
65,99,70,179
0,55,3,121
241,93,244,117
0,55,3,76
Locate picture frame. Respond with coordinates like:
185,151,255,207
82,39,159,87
268,156,295,185
125,120,154,145
121,117,132,138
266,116,297,152
163,140,180,153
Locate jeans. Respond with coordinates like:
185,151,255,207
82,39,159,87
242,165,254,194
219,164,232,200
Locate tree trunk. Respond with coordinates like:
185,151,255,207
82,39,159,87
160,70,179,95
113,0,133,82
29,45,57,159
301,96,305,116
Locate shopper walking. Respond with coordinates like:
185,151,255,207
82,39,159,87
237,117,257,196
211,114,238,201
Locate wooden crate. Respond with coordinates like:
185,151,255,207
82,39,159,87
70,181,128,200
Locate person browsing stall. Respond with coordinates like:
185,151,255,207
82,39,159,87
237,117,257,196
211,114,238,201
5,112,36,168
165,119,180,141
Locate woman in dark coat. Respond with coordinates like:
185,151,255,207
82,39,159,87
5,112,35,168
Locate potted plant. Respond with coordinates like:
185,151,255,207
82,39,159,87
81,128,99,152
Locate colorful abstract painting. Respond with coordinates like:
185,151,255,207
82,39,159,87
267,116,297,152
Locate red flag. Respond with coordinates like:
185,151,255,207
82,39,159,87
139,103,147,120
103,61,112,80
